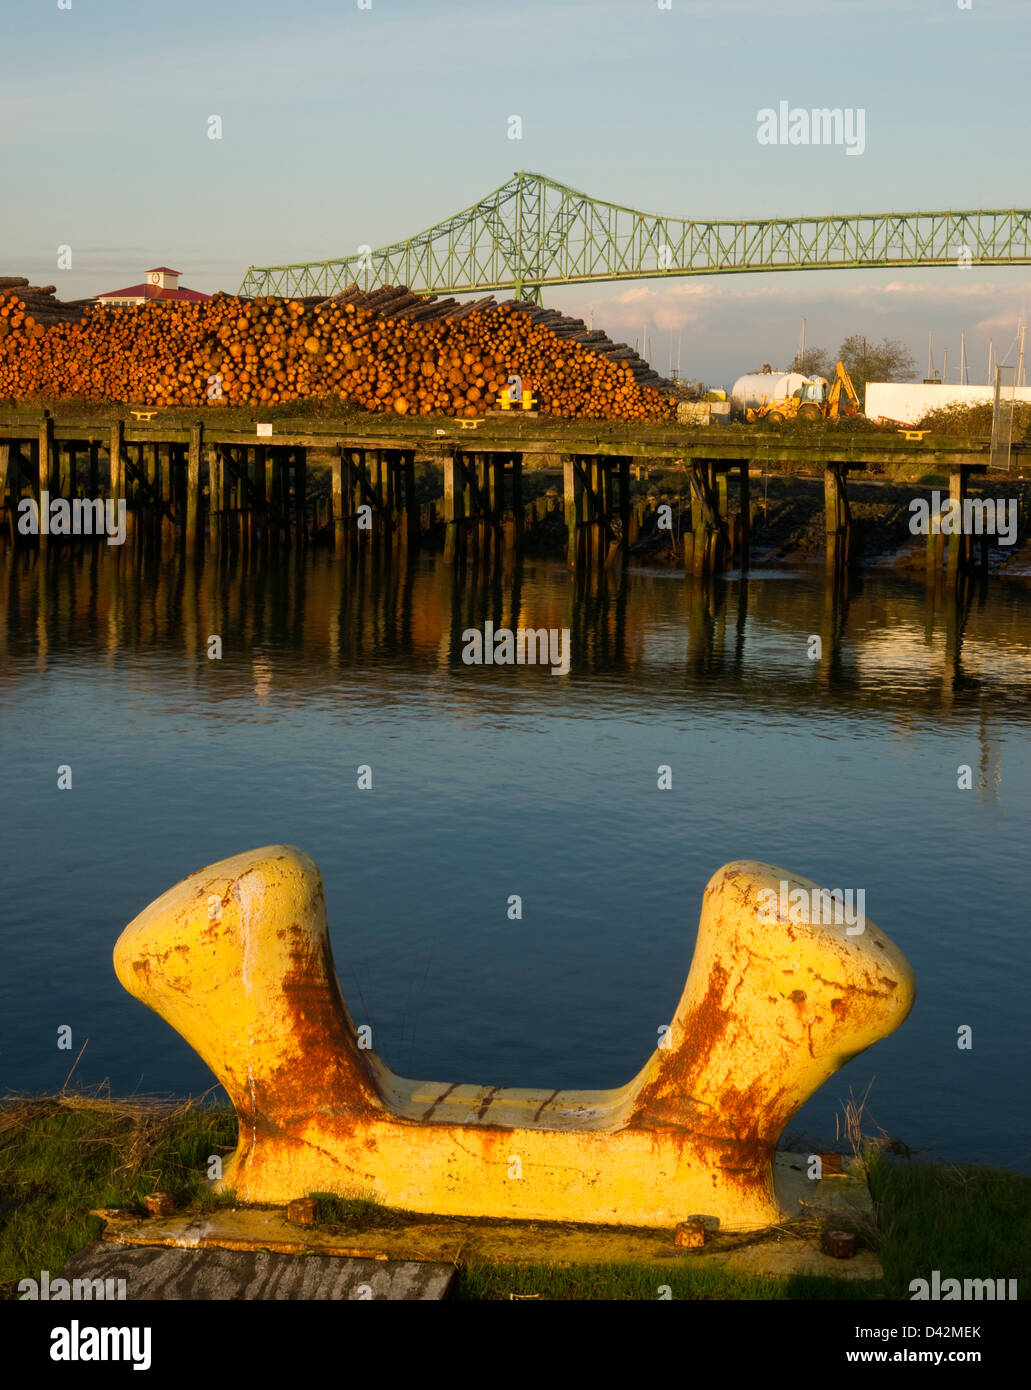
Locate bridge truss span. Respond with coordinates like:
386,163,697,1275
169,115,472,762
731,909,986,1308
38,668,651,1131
239,172,1031,302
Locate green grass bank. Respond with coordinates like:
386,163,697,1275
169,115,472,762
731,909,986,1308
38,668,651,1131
1,1094,1027,1301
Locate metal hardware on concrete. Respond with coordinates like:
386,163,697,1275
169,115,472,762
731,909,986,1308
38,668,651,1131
287,1198,317,1226
114,848,915,1233
822,1230,857,1259
674,1221,707,1248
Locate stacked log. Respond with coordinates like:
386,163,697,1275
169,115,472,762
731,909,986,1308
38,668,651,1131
323,286,671,391
0,281,674,421
0,280,86,334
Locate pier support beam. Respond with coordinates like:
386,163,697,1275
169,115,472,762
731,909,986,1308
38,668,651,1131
207,446,222,543
443,454,465,563
331,450,345,550
187,425,202,546
38,414,54,499
738,461,751,571
562,455,631,569
563,457,583,566
108,421,124,502
824,463,853,571
59,441,72,498
688,460,733,574
292,449,307,545
943,465,987,585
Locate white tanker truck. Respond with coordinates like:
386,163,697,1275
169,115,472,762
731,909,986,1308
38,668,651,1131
728,362,861,423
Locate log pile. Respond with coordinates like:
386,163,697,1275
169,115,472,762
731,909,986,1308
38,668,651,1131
322,286,671,391
0,279,87,333
0,280,674,421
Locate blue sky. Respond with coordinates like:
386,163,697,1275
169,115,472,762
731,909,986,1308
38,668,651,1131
2,0,1029,385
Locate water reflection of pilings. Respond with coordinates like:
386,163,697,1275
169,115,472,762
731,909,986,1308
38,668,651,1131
2,541,1026,742
441,557,635,675
679,570,751,682
569,562,630,673
923,564,985,710
816,561,860,691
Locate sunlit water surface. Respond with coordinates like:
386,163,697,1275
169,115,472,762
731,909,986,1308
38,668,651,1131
1,546,1029,1169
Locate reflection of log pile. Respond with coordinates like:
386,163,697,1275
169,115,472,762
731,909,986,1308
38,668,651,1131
0,279,673,421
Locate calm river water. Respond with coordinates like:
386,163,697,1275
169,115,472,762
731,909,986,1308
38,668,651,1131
1,545,1029,1170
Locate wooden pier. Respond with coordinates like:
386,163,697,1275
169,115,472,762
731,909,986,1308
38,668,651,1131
0,407,1017,583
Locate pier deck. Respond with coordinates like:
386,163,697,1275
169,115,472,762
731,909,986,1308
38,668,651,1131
0,405,1016,578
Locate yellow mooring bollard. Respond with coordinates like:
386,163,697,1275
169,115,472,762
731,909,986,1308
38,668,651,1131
114,847,915,1231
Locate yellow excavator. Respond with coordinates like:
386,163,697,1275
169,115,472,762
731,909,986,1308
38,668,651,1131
748,361,862,423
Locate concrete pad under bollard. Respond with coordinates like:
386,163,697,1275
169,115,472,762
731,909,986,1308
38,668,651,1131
86,1153,882,1282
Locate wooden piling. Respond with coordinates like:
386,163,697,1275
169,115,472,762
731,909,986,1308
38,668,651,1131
0,444,10,527
738,462,750,571
332,450,344,551
207,445,222,543
925,505,939,580
443,453,463,562
187,424,202,545
109,421,124,500
38,414,54,496
294,449,307,544
947,467,965,584
403,451,418,550
252,445,267,544
690,464,710,574
824,463,851,571
59,441,72,498
563,457,584,567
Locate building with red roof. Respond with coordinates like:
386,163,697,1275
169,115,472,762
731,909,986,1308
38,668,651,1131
94,267,210,306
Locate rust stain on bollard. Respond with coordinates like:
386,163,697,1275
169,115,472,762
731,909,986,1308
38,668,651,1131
113,848,916,1232
144,1193,174,1218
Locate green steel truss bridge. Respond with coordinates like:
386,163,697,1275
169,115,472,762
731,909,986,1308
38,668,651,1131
238,171,1031,303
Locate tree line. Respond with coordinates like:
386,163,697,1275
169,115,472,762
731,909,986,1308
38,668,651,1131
785,336,917,397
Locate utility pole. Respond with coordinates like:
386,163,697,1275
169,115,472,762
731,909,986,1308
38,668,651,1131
960,331,967,385
1017,323,1026,389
